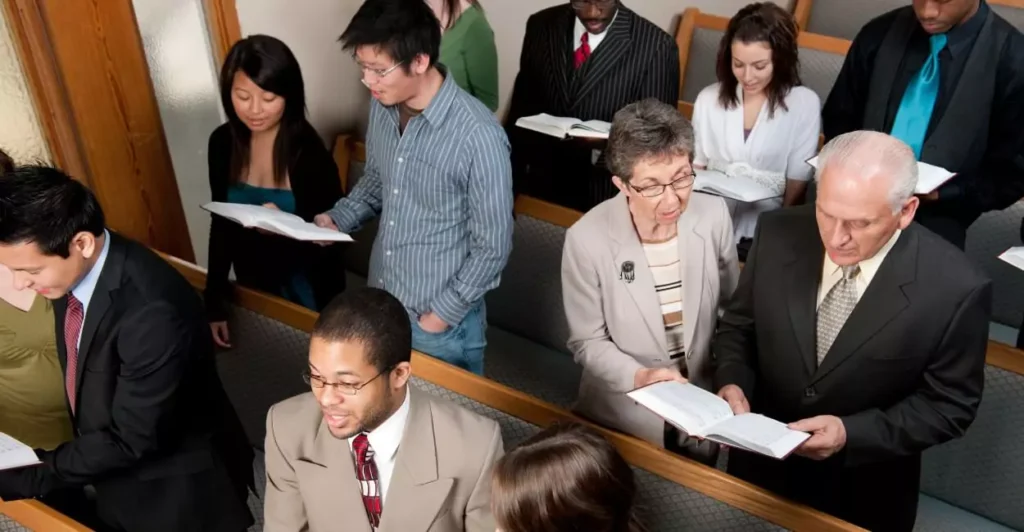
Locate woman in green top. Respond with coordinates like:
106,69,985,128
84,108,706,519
430,0,499,111
0,151,73,451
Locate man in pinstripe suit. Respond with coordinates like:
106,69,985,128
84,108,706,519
315,0,513,376
506,0,680,212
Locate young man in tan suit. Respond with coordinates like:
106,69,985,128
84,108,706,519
263,288,503,532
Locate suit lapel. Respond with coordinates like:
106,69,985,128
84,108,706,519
676,207,704,355
71,235,124,404
608,194,670,355
546,6,575,113
380,388,454,532
297,419,371,532
813,231,915,382
572,7,634,107
785,238,824,377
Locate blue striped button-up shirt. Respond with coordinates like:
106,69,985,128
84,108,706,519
327,73,513,325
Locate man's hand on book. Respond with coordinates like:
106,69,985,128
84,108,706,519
633,367,687,389
788,415,847,460
717,384,750,415
312,214,340,246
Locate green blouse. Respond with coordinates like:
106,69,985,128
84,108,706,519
0,296,73,450
439,4,499,111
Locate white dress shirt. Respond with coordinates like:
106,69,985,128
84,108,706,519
817,229,902,308
347,388,411,504
69,230,111,348
572,9,619,53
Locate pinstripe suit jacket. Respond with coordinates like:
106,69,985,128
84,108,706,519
506,3,679,211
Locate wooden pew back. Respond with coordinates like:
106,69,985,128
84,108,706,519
793,0,1024,39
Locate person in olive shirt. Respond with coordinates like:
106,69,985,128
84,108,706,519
429,0,499,111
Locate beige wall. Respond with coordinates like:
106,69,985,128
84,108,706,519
0,7,50,164
235,0,790,141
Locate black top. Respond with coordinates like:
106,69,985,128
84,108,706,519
822,2,1024,214
204,122,345,320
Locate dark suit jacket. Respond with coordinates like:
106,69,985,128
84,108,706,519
505,3,679,211
713,206,990,531
0,233,253,532
205,122,345,321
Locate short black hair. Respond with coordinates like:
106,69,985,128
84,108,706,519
312,288,411,371
0,165,105,258
338,0,441,71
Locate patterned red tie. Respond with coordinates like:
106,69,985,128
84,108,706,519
352,433,382,528
64,293,84,414
574,32,591,69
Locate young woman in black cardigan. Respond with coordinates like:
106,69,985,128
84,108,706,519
206,35,344,348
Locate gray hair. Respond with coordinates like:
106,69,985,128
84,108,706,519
815,130,918,212
606,98,694,182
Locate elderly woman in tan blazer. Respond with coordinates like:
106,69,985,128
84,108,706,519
562,98,740,455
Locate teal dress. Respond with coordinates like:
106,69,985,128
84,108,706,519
226,183,318,310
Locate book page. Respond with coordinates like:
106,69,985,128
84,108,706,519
0,432,40,471
706,413,810,458
263,216,355,242
999,247,1024,271
627,382,733,435
694,169,778,202
568,120,611,139
515,114,582,138
806,157,954,195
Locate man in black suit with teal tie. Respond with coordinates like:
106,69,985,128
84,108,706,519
0,166,253,532
507,0,679,211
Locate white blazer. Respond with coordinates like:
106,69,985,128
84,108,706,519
692,83,821,241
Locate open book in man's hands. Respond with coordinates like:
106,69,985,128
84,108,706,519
202,202,354,242
694,169,780,203
515,113,611,140
0,433,40,471
998,247,1024,271
627,381,810,459
805,156,955,195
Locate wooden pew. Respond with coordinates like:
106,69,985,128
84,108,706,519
792,0,1024,39
0,500,91,531
160,252,864,531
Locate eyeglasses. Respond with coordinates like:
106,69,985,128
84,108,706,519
570,0,617,8
629,173,696,198
302,367,392,396
358,61,405,83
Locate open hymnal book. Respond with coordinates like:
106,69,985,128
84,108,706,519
627,382,810,459
694,169,780,203
998,247,1024,271
202,202,353,243
0,432,40,471
515,113,611,139
805,156,955,195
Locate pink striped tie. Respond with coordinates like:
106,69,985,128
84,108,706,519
64,293,84,413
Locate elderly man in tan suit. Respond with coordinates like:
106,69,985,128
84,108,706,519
264,288,503,532
562,99,740,458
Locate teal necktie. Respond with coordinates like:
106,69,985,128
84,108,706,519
889,33,948,159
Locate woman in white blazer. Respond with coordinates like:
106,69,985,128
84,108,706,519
691,2,820,259
561,99,740,457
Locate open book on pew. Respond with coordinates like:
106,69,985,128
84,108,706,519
0,432,40,471
998,247,1024,271
805,156,956,195
515,113,611,139
694,169,780,203
627,381,810,459
202,202,354,243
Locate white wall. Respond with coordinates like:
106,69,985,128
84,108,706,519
0,7,50,164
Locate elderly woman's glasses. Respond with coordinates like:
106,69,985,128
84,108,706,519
629,173,696,198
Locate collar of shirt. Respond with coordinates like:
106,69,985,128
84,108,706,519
821,228,902,296
71,229,111,315
384,67,459,130
572,8,619,53
941,0,989,59
347,386,411,471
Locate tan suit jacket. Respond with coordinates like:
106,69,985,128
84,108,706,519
562,192,740,445
263,385,503,532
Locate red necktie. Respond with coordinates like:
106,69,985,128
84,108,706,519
353,433,382,528
64,293,84,413
574,32,591,69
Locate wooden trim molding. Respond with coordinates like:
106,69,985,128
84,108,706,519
991,0,1024,7
694,11,730,32
797,30,851,55
985,341,1024,375
158,252,865,531
674,8,698,101
333,134,353,193
202,0,242,67
2,0,88,180
513,195,582,228
792,0,813,29
0,500,90,531
678,100,694,120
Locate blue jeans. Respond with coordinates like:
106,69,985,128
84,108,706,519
410,304,487,375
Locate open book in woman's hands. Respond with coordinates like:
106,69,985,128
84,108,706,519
0,433,40,472
627,381,810,459
202,202,354,242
